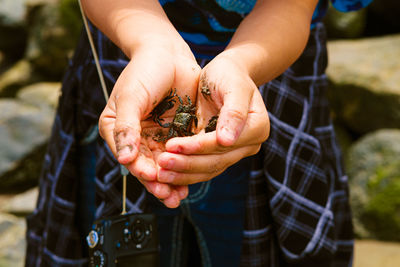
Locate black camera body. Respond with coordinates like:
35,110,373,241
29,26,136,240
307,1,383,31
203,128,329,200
87,213,159,267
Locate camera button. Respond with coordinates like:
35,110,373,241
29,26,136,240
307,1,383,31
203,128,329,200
123,227,131,243
87,230,99,248
93,250,106,267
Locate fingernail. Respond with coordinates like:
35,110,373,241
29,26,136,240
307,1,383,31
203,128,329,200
221,127,236,143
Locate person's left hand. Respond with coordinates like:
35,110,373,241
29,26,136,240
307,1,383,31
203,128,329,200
98,42,201,208
156,53,270,185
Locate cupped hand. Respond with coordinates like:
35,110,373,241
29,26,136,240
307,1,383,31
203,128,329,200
99,42,201,208
157,53,270,185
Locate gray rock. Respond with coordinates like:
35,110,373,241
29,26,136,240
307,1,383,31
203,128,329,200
1,187,38,216
0,82,60,190
0,100,48,174
0,60,34,97
0,213,26,267
327,35,400,134
0,0,26,26
0,51,5,73
25,0,82,79
25,0,58,6
0,0,28,60
347,129,400,241
17,82,60,109
367,0,400,35
324,3,367,39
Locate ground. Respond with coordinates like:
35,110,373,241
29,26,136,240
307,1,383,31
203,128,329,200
1,194,400,266
354,239,400,267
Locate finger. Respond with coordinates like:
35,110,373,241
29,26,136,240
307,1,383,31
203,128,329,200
235,89,270,145
99,104,140,164
216,85,254,146
175,185,189,200
139,180,173,200
138,177,187,203
158,170,220,186
157,145,260,185
113,90,146,165
98,109,119,156
161,190,181,209
165,132,225,154
160,144,259,173
125,146,158,181
98,93,143,165
165,126,260,155
110,58,171,165
165,91,269,155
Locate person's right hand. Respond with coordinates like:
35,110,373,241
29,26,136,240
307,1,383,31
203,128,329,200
157,52,270,186
98,40,201,208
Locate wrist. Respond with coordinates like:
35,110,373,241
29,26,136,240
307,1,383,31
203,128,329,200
112,13,186,59
132,34,194,62
217,44,268,86
82,0,191,59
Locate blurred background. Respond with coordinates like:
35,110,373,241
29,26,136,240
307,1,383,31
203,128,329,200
0,0,399,266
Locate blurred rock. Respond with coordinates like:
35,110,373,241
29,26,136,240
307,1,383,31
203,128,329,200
0,51,4,72
0,0,27,60
347,129,400,241
1,187,38,216
0,82,60,191
365,0,400,36
0,0,25,26
0,144,47,193
333,122,354,156
0,213,26,267
327,34,400,135
324,4,367,39
25,0,82,79
0,60,35,98
17,82,60,109
25,0,58,6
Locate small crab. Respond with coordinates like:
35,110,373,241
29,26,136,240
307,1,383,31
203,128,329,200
200,84,211,98
149,88,176,126
205,115,218,133
158,94,197,141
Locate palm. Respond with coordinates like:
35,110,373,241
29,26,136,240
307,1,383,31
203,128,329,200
99,46,200,207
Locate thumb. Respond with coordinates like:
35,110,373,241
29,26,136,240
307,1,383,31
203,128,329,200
113,94,143,165
106,62,153,165
98,100,141,165
216,89,252,147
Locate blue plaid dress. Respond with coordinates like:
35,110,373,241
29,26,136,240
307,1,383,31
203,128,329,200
25,0,372,266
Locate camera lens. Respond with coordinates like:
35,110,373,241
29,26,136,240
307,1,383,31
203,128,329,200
132,221,146,243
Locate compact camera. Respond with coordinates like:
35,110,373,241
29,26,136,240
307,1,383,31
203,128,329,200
87,213,159,267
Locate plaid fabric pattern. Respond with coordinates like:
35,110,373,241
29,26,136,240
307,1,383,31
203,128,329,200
240,24,353,267
25,13,354,267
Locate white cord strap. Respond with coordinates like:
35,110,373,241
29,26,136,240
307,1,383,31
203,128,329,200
78,0,128,215
78,0,109,103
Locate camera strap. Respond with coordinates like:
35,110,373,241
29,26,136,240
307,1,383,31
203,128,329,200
78,0,128,215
